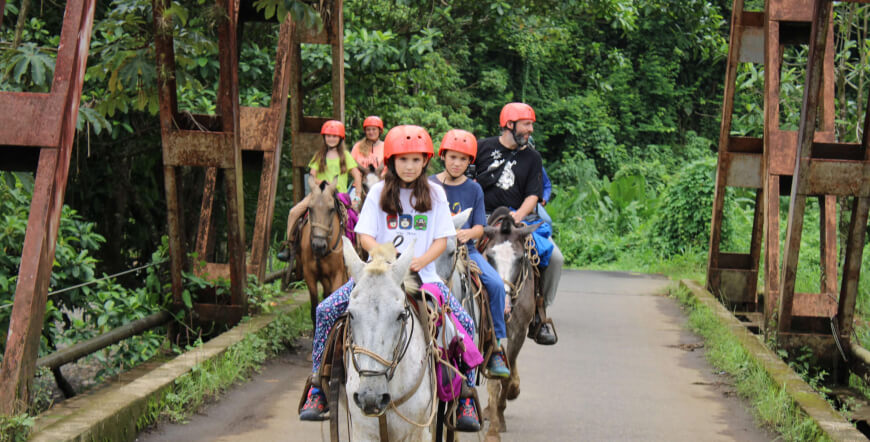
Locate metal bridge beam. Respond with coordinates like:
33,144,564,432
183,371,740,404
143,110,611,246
0,0,97,414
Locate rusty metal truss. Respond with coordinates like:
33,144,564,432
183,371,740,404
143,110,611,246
288,0,345,203
152,0,344,326
0,0,97,414
708,0,870,368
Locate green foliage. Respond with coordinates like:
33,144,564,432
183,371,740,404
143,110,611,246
0,413,34,442
652,157,716,256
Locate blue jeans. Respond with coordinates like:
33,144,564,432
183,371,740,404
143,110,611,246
537,203,552,225
469,247,507,340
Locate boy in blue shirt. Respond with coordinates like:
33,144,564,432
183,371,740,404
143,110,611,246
429,129,509,378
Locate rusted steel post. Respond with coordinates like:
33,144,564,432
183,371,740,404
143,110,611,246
706,0,765,306
0,0,96,414
245,16,294,281
837,91,870,339
778,0,832,333
153,0,184,306
819,195,838,294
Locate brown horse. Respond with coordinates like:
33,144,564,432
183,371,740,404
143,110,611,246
480,207,541,440
294,177,349,326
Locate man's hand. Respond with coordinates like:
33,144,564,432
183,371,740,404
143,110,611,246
456,229,474,244
510,210,524,225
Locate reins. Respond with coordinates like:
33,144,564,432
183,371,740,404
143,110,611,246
309,196,346,256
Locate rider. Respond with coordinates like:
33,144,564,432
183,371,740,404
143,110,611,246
351,115,385,171
429,129,510,378
473,102,563,345
300,125,484,432
281,120,363,257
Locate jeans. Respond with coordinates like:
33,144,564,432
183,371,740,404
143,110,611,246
468,247,507,340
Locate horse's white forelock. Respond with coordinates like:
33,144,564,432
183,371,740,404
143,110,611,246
491,241,516,291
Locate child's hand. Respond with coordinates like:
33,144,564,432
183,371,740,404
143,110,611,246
410,257,425,272
456,229,473,244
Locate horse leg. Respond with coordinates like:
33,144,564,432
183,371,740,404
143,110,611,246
506,364,520,401
485,380,502,440
497,378,508,433
305,271,319,327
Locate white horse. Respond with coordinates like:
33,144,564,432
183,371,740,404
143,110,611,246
341,237,435,441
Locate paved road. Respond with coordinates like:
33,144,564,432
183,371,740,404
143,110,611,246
138,270,773,441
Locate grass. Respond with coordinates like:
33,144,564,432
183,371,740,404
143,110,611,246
670,285,830,441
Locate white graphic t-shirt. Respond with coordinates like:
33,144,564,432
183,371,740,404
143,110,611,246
355,181,455,283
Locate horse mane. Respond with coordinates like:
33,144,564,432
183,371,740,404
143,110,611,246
364,243,397,274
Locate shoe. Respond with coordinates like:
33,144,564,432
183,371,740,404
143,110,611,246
527,316,539,339
486,351,510,378
299,387,329,421
277,248,291,262
455,397,481,432
534,323,557,345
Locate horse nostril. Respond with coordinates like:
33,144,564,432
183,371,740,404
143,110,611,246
380,393,391,408
353,392,362,407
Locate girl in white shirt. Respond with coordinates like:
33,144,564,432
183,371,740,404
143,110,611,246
299,125,483,432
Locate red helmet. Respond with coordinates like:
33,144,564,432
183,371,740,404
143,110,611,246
321,120,346,139
363,116,384,131
499,102,536,128
439,129,477,162
383,125,433,160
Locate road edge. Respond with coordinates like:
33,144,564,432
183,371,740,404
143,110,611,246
680,279,863,441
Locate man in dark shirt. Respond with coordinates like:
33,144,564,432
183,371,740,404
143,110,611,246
473,102,563,345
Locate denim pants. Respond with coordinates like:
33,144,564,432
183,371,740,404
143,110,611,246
468,247,507,340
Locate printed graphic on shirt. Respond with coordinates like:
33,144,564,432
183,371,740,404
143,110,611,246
387,214,398,229
497,160,516,190
451,201,461,215
413,215,428,231
399,215,413,230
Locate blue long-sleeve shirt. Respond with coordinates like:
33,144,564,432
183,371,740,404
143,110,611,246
541,168,552,203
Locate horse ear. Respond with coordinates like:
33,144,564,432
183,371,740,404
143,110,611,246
452,208,472,230
514,221,543,237
308,176,319,193
392,238,416,285
342,237,365,281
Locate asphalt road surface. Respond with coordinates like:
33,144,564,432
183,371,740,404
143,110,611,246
138,270,773,441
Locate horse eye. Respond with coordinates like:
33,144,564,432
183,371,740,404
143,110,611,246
397,310,409,321
347,311,355,320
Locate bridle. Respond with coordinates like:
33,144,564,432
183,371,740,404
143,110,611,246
308,197,345,257
346,303,414,383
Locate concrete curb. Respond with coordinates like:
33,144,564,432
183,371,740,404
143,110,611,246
29,294,307,442
680,279,864,441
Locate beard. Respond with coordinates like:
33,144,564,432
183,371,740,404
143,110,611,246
512,130,531,147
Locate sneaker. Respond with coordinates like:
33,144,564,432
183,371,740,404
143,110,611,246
455,397,481,432
299,387,329,421
534,323,557,345
486,351,510,378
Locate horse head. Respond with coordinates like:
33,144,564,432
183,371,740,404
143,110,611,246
307,176,339,258
482,207,542,301
358,164,384,205
342,237,421,417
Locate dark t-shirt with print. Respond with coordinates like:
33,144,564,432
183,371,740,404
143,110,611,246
473,136,543,212
428,175,487,230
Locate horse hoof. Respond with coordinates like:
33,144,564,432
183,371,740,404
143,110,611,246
484,432,501,442
506,383,520,400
